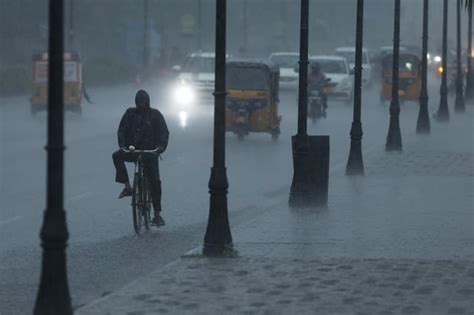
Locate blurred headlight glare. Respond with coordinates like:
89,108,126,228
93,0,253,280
173,85,194,105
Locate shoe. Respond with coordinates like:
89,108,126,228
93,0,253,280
151,214,165,227
118,187,132,199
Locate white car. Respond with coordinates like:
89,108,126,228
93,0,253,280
269,52,299,89
335,47,372,87
172,52,228,107
309,55,354,103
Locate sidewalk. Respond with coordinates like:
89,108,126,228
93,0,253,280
78,109,474,315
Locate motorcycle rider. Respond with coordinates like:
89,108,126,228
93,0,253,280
112,90,169,226
308,62,328,112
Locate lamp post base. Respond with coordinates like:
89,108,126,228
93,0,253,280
34,250,72,315
434,109,449,122
203,167,233,257
34,209,72,315
454,97,466,113
417,94,431,134
385,104,402,152
346,122,364,176
465,73,474,102
416,117,431,134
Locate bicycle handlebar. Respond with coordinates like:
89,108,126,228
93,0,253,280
121,147,160,154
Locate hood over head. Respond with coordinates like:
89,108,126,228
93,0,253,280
135,90,150,109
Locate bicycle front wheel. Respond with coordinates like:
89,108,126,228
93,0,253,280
132,173,142,234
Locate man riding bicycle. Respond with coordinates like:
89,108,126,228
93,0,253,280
112,90,169,226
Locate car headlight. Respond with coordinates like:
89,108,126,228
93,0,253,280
173,83,195,106
434,56,442,63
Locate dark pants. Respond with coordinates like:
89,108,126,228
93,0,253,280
112,150,162,213
322,93,328,110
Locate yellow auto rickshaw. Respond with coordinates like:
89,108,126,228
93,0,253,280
31,51,83,115
225,60,281,140
380,53,421,104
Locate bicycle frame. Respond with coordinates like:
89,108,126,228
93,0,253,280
122,148,159,234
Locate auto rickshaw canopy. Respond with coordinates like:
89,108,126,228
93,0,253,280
226,59,279,91
382,53,421,74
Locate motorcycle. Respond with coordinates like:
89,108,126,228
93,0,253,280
308,78,330,122
235,108,250,140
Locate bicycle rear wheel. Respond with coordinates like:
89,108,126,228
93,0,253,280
132,173,142,234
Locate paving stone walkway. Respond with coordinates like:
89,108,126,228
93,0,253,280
77,257,474,315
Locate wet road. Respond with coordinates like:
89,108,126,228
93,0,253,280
0,78,443,313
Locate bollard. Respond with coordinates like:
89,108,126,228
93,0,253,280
290,135,330,207
308,135,330,206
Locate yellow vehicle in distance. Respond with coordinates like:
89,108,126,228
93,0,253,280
380,52,421,104
225,60,281,140
31,51,83,115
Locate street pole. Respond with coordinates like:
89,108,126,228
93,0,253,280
417,0,431,134
385,0,402,152
465,1,473,101
346,0,364,175
455,0,466,112
289,0,311,207
203,0,233,257
33,0,72,314
435,0,450,121
197,0,202,51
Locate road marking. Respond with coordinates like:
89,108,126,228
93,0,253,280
0,216,23,226
66,192,94,203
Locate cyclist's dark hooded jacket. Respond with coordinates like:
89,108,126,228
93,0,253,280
117,91,169,151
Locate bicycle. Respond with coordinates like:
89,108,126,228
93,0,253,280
121,146,159,234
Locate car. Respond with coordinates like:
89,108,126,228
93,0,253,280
269,52,299,89
171,52,229,107
308,55,354,103
335,47,373,87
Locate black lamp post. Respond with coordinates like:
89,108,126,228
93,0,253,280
455,0,466,112
435,0,450,121
346,0,365,175
33,0,72,314
465,2,473,101
385,0,402,152
203,0,233,257
417,0,431,134
289,0,311,207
